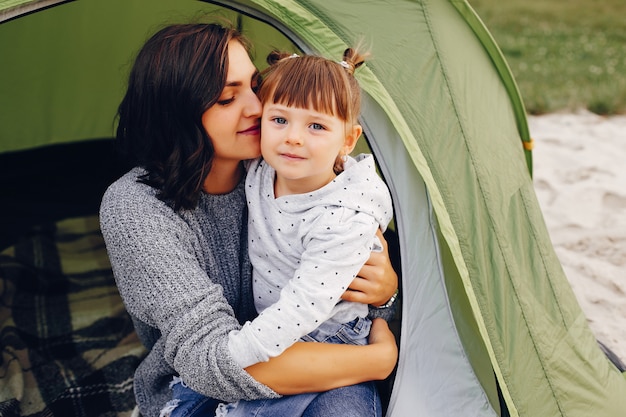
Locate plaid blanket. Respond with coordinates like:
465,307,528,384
0,215,147,417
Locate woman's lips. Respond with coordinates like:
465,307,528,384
239,124,260,135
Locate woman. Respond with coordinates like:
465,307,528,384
99,22,398,417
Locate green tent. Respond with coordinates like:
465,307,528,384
1,1,624,416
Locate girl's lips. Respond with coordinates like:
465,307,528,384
280,153,305,160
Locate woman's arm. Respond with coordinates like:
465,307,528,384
245,318,397,394
343,229,398,307
100,180,277,403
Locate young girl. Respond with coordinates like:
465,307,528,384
220,49,394,416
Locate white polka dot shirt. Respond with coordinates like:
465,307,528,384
228,154,393,368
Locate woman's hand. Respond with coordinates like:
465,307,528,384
342,229,398,306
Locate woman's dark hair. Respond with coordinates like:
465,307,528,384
116,23,248,210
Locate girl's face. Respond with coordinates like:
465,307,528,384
201,40,262,166
261,102,361,196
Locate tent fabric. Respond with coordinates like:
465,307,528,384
1,1,625,416
449,1,532,173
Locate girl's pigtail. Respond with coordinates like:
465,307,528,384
267,50,299,65
341,47,368,76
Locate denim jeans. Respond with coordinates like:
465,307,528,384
301,316,371,345
216,381,381,417
159,377,220,417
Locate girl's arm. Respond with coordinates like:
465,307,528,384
245,227,401,394
229,216,381,368
245,318,397,394
343,229,398,307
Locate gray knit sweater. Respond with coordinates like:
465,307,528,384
99,168,278,417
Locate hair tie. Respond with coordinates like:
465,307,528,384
338,60,350,69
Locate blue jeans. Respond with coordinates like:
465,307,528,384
160,377,220,417
164,380,381,417
216,381,381,417
301,316,371,345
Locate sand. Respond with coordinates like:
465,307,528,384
528,110,626,362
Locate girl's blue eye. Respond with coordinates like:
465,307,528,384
311,123,324,130
274,117,287,125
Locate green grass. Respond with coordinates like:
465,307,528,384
469,0,626,114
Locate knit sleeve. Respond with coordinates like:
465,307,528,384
99,178,278,402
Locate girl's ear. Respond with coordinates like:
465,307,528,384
343,124,363,155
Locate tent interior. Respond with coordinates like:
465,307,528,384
1,1,625,417
0,0,302,249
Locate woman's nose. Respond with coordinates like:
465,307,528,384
243,90,262,118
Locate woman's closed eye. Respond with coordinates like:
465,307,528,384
217,97,235,106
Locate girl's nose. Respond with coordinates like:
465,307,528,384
285,130,303,146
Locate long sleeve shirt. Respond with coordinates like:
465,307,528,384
228,155,393,368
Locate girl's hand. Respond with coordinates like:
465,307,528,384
342,229,398,306
368,318,399,377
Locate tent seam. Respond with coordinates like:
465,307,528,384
516,185,569,415
449,0,532,175
428,2,566,416
426,2,529,415
0,0,67,23
519,187,568,325
420,1,507,416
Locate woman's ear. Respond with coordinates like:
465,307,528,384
343,124,363,155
